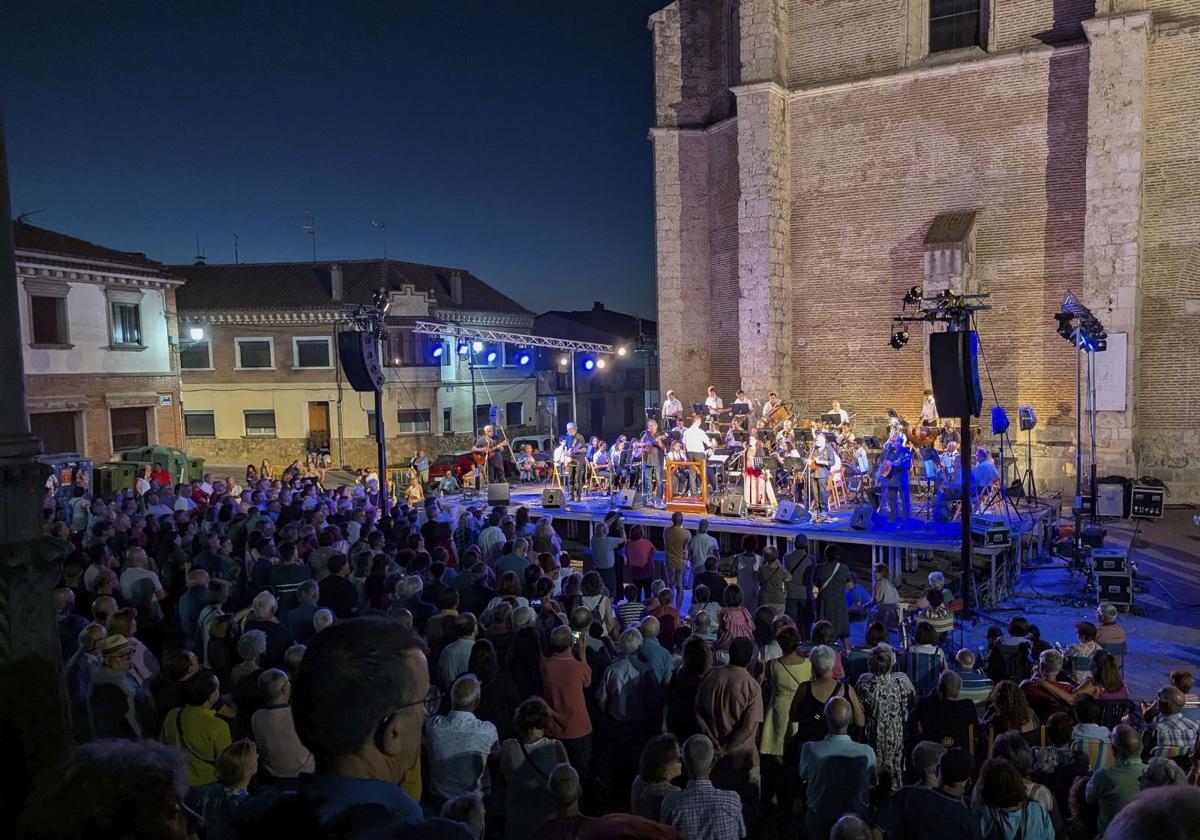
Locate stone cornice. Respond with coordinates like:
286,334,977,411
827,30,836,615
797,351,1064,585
180,311,343,326
16,259,183,290
438,310,535,330
648,115,738,139
787,41,1089,102
1083,10,1153,40
731,81,789,99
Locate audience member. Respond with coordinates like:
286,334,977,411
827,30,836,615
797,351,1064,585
798,696,877,840
1086,724,1145,835
660,734,745,840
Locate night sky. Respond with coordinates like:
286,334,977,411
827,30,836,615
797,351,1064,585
2,1,666,316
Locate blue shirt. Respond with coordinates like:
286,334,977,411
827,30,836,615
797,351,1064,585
799,734,876,818
637,637,674,685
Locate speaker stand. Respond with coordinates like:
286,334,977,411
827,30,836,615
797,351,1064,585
1020,428,1039,506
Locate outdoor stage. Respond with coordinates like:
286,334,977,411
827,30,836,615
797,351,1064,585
456,481,1059,607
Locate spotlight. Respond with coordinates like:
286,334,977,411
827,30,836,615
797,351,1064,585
517,350,531,366
458,343,470,356
486,350,497,363
471,340,483,353
584,358,595,371
188,326,204,342
432,344,443,359
617,346,627,357
936,289,955,303
904,286,923,305
889,330,909,350
559,355,569,367
596,358,607,369
1054,312,1075,342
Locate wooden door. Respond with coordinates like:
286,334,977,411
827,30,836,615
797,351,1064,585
308,402,330,447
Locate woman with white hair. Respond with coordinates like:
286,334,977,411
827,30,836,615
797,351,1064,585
855,643,915,793
231,629,267,686
787,644,865,762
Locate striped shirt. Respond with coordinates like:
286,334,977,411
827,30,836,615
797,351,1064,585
616,600,647,631
1154,713,1200,751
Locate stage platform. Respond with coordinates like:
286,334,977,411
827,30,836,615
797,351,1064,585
452,481,1058,604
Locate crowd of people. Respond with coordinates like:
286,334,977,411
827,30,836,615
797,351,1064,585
21,467,1200,839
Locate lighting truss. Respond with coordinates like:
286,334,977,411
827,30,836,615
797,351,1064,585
411,320,614,354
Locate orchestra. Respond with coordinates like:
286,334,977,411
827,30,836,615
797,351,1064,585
506,386,997,526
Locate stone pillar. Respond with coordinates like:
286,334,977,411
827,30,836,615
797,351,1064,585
0,116,72,823
1081,11,1151,475
734,82,790,402
739,0,789,85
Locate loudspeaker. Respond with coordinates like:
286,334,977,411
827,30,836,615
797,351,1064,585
991,406,1009,435
930,330,982,418
850,503,873,530
614,488,639,509
541,487,564,508
337,331,385,392
719,493,746,517
774,499,800,523
1018,406,1037,432
487,483,510,506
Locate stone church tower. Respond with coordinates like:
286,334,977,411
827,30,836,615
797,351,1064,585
650,0,1200,502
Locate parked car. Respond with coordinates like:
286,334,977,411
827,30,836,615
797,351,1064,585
510,434,553,454
429,452,470,481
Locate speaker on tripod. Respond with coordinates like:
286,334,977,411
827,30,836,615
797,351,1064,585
1018,406,1038,505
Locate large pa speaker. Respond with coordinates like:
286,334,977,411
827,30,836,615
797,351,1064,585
774,499,801,523
487,483,510,506
541,487,564,508
337,331,385,392
930,330,982,418
850,503,874,530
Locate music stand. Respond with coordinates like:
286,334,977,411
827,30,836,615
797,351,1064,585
692,403,707,418
798,428,814,444
731,403,750,417
644,406,661,421
821,412,843,426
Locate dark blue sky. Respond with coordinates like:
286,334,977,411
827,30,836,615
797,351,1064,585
3,1,665,316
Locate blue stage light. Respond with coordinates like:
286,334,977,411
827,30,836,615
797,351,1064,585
457,343,469,356
517,350,531,365
486,350,497,363
432,344,443,359
471,340,483,353
584,358,595,371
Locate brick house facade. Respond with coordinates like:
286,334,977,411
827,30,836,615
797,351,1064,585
15,223,184,463
650,0,1200,502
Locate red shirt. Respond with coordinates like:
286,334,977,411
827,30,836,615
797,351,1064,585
625,539,656,580
650,604,681,648
541,653,593,739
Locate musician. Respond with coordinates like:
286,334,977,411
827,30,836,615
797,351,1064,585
564,421,587,502
472,424,506,486
828,400,849,425
667,440,689,496
733,389,753,412
851,438,870,476
877,429,913,524
808,432,840,523
835,422,853,445
774,420,795,449
592,440,610,467
761,392,781,421
971,446,1001,510
516,442,537,483
919,389,939,425
744,427,769,507
662,389,684,429
638,418,667,505
610,436,630,488
683,414,714,496
939,419,960,447
940,440,961,484
773,437,798,490
724,417,745,450
704,386,723,416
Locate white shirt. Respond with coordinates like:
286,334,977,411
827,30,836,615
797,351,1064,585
438,638,476,689
662,397,683,417
690,532,719,566
733,396,753,410
424,710,499,799
762,400,780,419
683,424,712,455
705,395,723,412
173,496,196,512
829,408,849,424
119,566,163,602
476,526,505,562
920,398,938,423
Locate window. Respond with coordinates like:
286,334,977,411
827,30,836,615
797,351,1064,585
30,295,68,345
236,338,274,369
367,411,377,437
475,404,493,432
555,372,571,391
442,407,452,434
110,407,149,450
293,337,332,368
385,328,439,367
111,302,142,345
396,408,431,434
624,397,636,427
179,340,212,370
505,401,524,426
184,411,216,437
244,410,277,437
34,411,78,452
590,397,606,438
930,0,981,53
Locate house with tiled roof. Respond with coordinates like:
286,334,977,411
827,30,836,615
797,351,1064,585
171,258,537,468
14,222,185,460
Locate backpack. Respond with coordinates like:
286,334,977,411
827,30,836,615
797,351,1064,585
988,641,1032,683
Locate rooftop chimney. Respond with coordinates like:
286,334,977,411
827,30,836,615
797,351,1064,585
449,272,463,304
330,263,343,301
593,301,604,312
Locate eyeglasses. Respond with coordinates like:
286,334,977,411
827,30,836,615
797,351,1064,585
393,685,443,717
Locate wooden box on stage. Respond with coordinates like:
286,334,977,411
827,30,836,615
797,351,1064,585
665,460,708,515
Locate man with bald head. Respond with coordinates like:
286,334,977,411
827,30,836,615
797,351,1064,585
423,674,499,809
1104,786,1200,840
1086,724,1145,835
1146,685,1200,755
799,696,877,840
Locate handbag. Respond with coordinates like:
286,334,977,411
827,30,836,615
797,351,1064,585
811,562,841,602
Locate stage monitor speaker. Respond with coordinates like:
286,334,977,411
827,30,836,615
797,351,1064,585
487,483,510,506
1018,406,1037,432
774,499,800,523
850,503,873,530
719,493,746,518
930,330,982,418
614,488,639,509
541,488,564,508
337,331,385,392
991,406,1009,435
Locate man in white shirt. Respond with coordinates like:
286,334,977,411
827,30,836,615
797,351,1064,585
118,548,167,604
704,386,724,415
761,391,781,420
662,390,684,429
683,415,714,496
689,519,719,569
438,614,478,690
424,674,499,806
733,389,753,412
828,400,850,425
919,389,939,425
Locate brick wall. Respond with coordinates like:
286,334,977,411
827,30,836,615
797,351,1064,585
1139,24,1200,499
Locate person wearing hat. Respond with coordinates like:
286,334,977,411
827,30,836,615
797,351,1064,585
873,747,980,839
88,633,157,740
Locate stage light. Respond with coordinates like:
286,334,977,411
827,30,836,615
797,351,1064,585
471,340,483,353
596,358,607,369
889,330,909,350
517,349,531,365
188,326,205,342
458,343,470,356
904,287,923,305
432,344,443,359
617,346,627,357
486,350,497,363
1054,312,1075,341
584,358,595,371
559,355,569,366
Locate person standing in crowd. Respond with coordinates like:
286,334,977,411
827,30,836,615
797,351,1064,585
695,637,763,820
799,696,877,840
541,625,594,774
812,544,851,652
660,734,746,840
663,512,690,609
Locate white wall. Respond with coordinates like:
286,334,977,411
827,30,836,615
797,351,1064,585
20,281,174,376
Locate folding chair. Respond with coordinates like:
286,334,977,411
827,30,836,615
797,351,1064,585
905,649,943,696
1102,641,1128,675
1073,737,1114,771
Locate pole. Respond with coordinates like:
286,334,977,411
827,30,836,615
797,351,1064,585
570,350,578,423
334,325,344,469
374,383,388,514
1074,330,1084,555
960,412,975,616
1088,350,1099,525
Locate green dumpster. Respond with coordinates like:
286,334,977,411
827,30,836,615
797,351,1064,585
120,446,190,485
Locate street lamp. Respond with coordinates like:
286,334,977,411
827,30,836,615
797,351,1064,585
188,326,205,342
